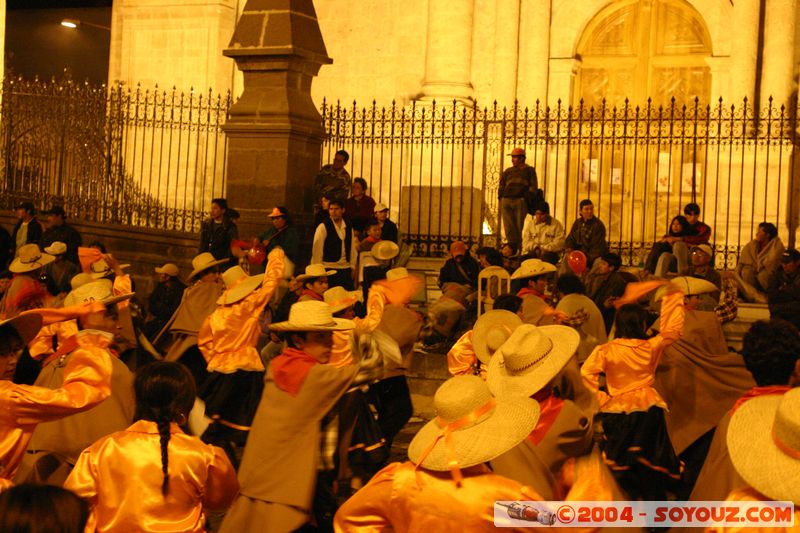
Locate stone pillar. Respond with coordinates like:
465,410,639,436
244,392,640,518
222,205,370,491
760,0,797,109
419,0,475,103
547,57,581,107
222,0,332,240
516,0,550,106
728,0,760,106
492,0,520,106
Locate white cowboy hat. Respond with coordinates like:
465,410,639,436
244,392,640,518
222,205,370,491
371,241,399,261
9,244,55,273
1,314,44,345
70,272,95,291
472,310,523,364
63,279,134,308
511,258,557,281
728,388,800,505
487,324,580,399
90,258,131,279
653,276,718,302
408,375,539,471
270,300,355,332
374,203,389,213
386,267,410,281
187,252,229,281
43,241,67,256
295,264,336,282
323,286,361,314
154,263,180,277
217,266,263,305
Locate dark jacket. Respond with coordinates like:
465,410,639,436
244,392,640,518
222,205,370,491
564,217,608,264
767,268,800,330
12,217,44,250
380,219,399,244
258,225,300,265
41,223,82,265
198,217,238,266
438,255,480,288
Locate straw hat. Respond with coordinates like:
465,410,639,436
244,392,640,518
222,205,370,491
511,258,556,281
386,267,409,281
375,203,389,213
270,300,355,331
408,375,539,471
727,388,800,504
90,258,131,280
653,276,717,302
187,252,228,280
472,310,523,364
324,286,360,314
70,273,95,291
63,279,134,308
155,263,179,277
371,241,399,261
43,241,67,256
1,314,44,345
487,324,580,399
217,266,263,305
9,244,55,273
295,264,336,282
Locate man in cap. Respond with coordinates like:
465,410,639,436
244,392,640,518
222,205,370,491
499,147,538,250
144,263,186,344
42,242,80,299
679,243,721,308
766,248,800,331
11,201,44,255
40,206,82,266
374,203,398,243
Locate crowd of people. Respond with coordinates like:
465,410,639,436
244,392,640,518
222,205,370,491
0,150,798,533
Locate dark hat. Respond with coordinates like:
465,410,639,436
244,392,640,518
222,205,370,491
14,201,35,213
44,206,66,217
782,249,800,263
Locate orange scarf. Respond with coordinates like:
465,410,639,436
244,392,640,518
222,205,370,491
517,287,546,299
271,348,319,396
731,385,791,413
527,388,565,445
299,289,324,301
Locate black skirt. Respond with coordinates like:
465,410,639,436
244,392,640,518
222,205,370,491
199,369,265,430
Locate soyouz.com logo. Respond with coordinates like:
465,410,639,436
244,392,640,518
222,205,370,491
493,501,795,528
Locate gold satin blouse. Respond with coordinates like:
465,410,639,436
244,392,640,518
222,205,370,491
330,286,386,368
0,330,113,481
446,330,487,379
65,420,239,533
198,249,284,373
581,292,684,413
28,319,79,360
334,461,544,532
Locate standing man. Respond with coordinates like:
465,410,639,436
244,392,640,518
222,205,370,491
11,201,44,256
314,149,351,211
499,147,538,250
40,206,82,266
672,202,712,273
312,199,358,290
198,198,238,269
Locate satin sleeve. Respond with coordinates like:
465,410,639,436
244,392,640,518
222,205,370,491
28,320,79,360
64,446,99,502
334,463,398,532
648,291,685,355
580,345,610,407
9,330,113,425
447,331,480,377
242,247,285,312
202,445,239,511
112,274,132,309
353,285,387,336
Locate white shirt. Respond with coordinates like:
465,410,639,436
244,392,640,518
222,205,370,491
312,219,358,269
521,215,566,255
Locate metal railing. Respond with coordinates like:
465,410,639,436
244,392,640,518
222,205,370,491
321,97,799,266
0,76,230,232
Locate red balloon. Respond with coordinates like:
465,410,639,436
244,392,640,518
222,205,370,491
567,250,588,275
247,245,266,265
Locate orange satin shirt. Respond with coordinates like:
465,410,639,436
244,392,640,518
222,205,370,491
28,319,79,360
0,330,112,481
330,286,387,368
446,330,487,379
334,461,545,532
581,291,684,413
706,487,800,533
198,249,284,373
65,420,239,533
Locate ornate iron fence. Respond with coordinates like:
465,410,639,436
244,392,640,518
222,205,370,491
0,76,230,232
321,97,799,265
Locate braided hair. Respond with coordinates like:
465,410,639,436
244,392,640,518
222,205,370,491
133,362,196,496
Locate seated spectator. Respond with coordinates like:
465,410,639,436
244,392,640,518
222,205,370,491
476,246,503,269
357,218,383,252
585,252,629,333
375,203,398,243
563,199,608,269
521,201,566,258
144,263,187,342
644,214,690,276
42,241,80,299
731,222,784,303
767,249,800,331
438,240,480,292
671,202,712,274
679,243,721,309
501,243,521,272
345,178,376,237
259,206,300,268
40,206,82,266
555,274,607,362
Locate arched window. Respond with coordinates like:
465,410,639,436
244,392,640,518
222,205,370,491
576,0,712,107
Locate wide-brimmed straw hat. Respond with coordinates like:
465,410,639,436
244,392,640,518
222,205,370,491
408,375,539,472
217,266,263,305
371,240,399,261
10,244,55,273
473,310,523,364
324,286,361,314
187,253,228,280
43,241,67,256
70,272,95,291
653,276,717,303
89,258,131,280
511,258,557,281
270,300,355,331
1,314,44,345
386,267,409,281
63,279,134,308
487,324,580,399
155,263,179,277
295,264,336,282
728,388,800,504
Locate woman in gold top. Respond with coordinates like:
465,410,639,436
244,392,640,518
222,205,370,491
65,361,239,532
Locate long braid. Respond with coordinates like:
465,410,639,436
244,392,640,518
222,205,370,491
156,416,171,496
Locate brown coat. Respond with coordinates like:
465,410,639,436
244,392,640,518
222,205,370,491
221,362,357,533
161,279,223,361
688,410,745,502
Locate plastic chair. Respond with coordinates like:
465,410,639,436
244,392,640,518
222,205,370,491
477,266,511,316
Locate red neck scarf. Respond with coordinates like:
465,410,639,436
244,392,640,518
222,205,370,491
527,388,565,445
731,385,791,413
517,287,546,300
299,289,324,301
271,348,319,396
